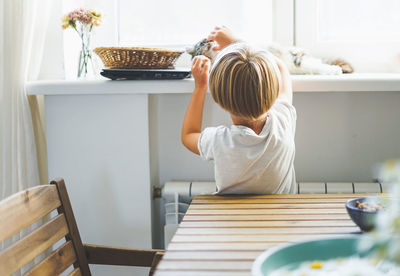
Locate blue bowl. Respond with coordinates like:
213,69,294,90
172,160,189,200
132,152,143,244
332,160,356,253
345,196,381,232
252,235,365,276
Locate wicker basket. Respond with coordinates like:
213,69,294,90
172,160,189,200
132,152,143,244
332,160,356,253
94,47,184,69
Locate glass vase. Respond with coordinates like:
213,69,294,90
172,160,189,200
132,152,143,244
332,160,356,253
77,29,95,78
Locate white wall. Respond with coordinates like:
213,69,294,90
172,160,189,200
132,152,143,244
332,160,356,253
295,91,400,182
149,91,400,248
46,94,152,276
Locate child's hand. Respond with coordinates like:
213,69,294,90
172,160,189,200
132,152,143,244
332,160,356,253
191,55,210,91
207,26,239,51
274,57,293,104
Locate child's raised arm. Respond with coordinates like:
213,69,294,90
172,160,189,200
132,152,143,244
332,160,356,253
275,57,293,104
181,56,211,155
207,26,240,51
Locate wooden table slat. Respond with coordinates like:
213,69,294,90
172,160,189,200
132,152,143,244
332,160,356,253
171,233,341,243
180,220,356,228
175,227,360,235
193,193,373,199
167,242,285,251
186,208,348,215
182,214,350,221
157,260,254,270
162,251,263,261
154,271,251,276
188,203,349,209
192,198,353,204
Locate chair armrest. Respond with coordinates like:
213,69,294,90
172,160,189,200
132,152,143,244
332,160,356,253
84,243,164,267
149,251,165,276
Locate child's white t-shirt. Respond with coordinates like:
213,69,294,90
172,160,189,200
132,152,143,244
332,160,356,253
198,98,297,194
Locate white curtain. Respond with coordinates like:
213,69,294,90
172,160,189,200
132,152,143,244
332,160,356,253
0,0,53,196
0,0,55,273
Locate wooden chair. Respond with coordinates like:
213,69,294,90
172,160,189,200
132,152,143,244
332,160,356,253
0,178,164,276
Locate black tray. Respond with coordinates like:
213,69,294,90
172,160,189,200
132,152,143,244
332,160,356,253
100,68,192,80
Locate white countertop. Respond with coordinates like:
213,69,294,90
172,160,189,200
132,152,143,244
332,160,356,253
26,73,400,95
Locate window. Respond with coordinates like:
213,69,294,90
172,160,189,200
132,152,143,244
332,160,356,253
118,0,273,47
295,0,400,72
62,0,400,78
116,0,400,72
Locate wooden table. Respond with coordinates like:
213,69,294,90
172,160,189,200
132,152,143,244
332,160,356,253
154,193,366,276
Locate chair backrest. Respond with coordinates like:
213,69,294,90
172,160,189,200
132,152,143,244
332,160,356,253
0,178,91,276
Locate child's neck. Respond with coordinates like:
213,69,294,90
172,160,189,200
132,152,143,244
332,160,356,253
231,114,267,135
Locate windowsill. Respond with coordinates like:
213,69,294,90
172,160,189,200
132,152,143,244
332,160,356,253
26,73,400,95
291,73,400,92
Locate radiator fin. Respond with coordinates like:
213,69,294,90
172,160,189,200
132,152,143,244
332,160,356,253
326,182,354,194
353,182,382,193
298,182,326,194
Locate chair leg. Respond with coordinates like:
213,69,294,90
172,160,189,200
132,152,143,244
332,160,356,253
148,251,165,276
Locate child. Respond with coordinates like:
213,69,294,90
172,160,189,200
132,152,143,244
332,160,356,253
181,26,296,194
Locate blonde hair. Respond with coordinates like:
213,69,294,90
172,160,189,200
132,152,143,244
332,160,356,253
209,43,281,121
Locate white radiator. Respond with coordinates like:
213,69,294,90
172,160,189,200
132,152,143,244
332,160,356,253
161,181,383,247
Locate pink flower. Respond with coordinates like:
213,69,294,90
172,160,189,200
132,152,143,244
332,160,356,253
61,8,102,30
62,8,102,28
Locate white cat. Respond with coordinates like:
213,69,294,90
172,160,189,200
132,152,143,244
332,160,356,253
187,39,353,75
267,44,343,75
